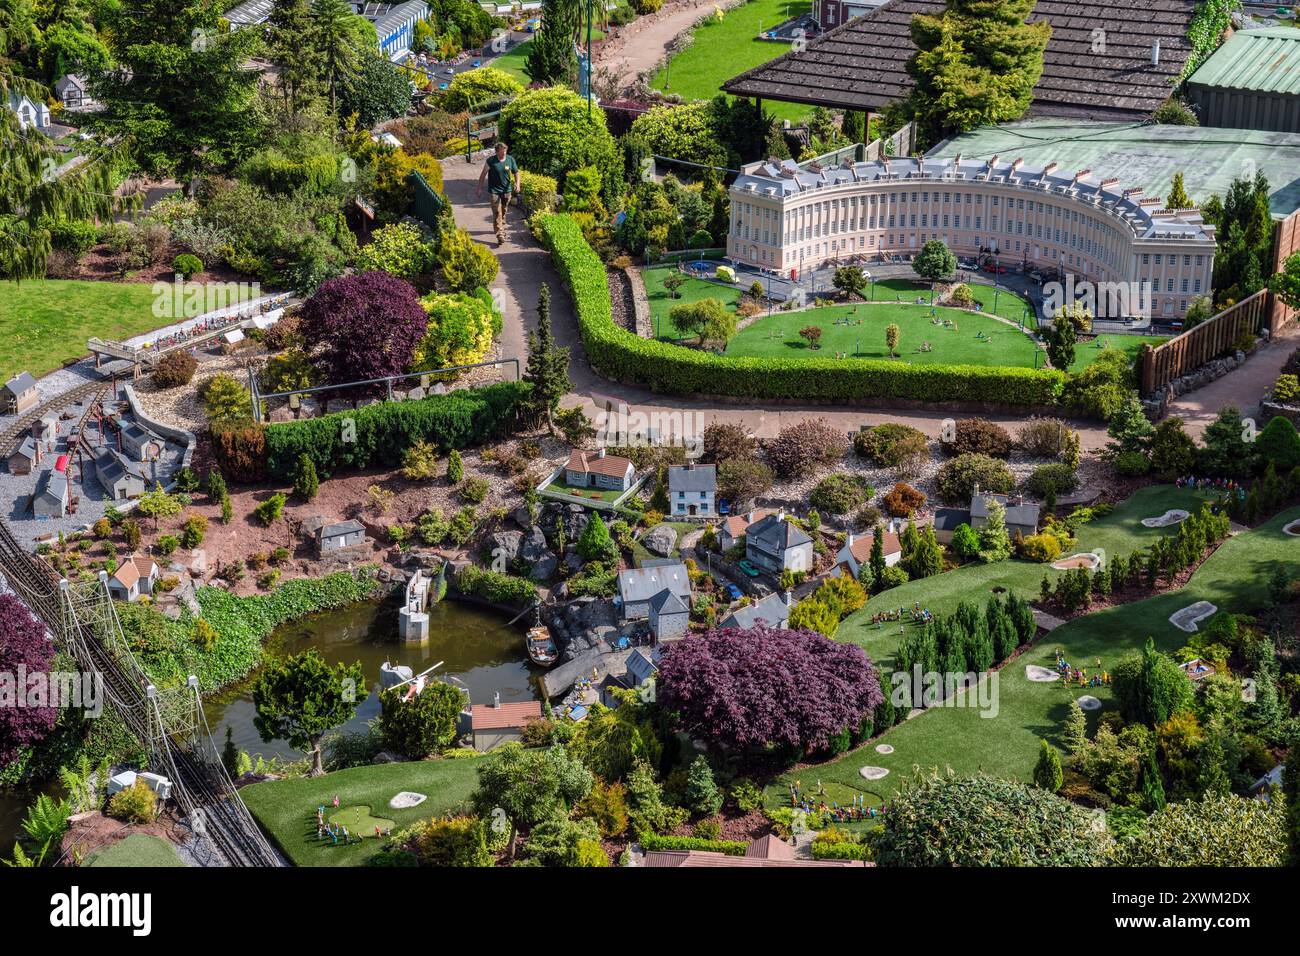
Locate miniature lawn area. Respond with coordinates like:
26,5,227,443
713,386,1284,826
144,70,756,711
241,757,485,866
629,520,698,567
0,279,162,378
0,278,256,378
1068,333,1168,372
541,476,627,503
765,497,1300,823
650,0,813,123
84,834,187,867
723,303,1038,366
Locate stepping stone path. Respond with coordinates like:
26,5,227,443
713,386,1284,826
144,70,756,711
1170,600,1217,633
875,744,894,755
1025,664,1061,682
859,766,890,780
1142,509,1189,528
388,791,427,810
1077,695,1102,711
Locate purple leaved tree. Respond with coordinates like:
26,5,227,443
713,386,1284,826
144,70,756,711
657,624,883,752
0,594,58,766
298,271,429,386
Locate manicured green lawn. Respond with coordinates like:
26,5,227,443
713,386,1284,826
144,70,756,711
543,477,626,502
85,834,187,867
490,39,534,82
630,520,698,566
650,0,814,123
1068,334,1168,373
767,494,1298,822
724,303,1039,366
241,758,485,866
0,279,163,378
0,278,255,380
643,268,743,333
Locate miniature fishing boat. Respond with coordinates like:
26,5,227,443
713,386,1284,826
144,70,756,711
526,625,558,667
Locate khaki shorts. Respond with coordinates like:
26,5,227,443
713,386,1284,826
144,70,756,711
491,191,511,237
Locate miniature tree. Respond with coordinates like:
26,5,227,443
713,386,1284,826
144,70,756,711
577,512,616,563
885,323,900,358
378,681,465,759
799,325,823,349
0,595,57,767
832,266,868,300
252,650,367,776
298,271,428,386
473,743,593,856
523,284,572,433
292,454,319,502
136,484,182,531
253,492,287,527
1166,172,1192,210
662,273,686,299
1063,698,1088,754
1032,739,1063,792
447,449,465,483
684,756,723,816
912,239,956,281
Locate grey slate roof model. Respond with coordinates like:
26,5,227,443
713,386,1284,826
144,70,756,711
723,0,1197,121
668,463,717,492
746,513,812,552
721,592,790,630
649,589,689,616
321,519,366,538
932,507,971,533
625,647,660,685
972,494,1040,529
618,564,691,603
5,372,36,395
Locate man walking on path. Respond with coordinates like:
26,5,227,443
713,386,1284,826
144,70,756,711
476,141,520,245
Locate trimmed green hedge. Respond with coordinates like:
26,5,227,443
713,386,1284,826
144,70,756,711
638,834,748,856
537,213,1064,405
811,841,869,861
264,381,531,479
452,565,538,607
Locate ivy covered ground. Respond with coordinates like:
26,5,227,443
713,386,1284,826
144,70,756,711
764,499,1299,818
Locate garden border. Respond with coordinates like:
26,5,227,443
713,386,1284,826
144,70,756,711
538,213,1065,410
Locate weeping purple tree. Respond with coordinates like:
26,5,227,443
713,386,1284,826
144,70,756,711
298,271,429,387
657,624,883,752
0,594,58,767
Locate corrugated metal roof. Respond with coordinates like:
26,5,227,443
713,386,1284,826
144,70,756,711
1189,27,1300,96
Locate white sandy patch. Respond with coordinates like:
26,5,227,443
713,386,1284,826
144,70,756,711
1077,695,1102,711
1169,600,1217,633
859,766,890,780
1025,664,1060,682
875,744,894,755
388,792,427,809
1142,509,1189,528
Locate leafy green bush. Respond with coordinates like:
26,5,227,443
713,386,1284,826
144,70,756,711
453,564,537,606
935,453,1014,503
852,423,928,469
107,780,158,824
264,381,530,479
1113,450,1151,476
537,214,1064,405
1019,533,1063,563
1025,462,1079,498
809,473,873,515
940,418,1012,458
172,253,203,278
355,222,436,280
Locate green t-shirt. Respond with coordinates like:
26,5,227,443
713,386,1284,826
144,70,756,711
486,154,518,195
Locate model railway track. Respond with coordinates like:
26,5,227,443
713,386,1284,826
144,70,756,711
0,376,281,866
0,379,109,460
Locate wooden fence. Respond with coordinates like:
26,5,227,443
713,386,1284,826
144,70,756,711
1139,290,1270,396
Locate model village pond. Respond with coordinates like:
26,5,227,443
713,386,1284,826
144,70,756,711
205,596,544,762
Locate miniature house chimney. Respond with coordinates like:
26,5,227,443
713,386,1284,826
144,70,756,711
783,590,793,608
1151,39,1160,66
493,691,501,709
777,509,786,522
847,532,856,547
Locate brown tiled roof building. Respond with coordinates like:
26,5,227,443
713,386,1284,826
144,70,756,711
724,0,1198,121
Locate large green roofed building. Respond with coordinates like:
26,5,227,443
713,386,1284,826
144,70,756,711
928,119,1300,219
1185,27,1300,134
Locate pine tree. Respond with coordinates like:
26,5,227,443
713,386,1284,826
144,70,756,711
1138,746,1166,811
206,468,227,502
869,525,887,589
525,0,579,85
222,726,240,779
448,449,464,483
1032,739,1063,792
684,756,722,816
293,453,319,501
577,512,614,563
1166,171,1192,210
906,0,1052,142
1063,699,1088,754
524,284,572,433
267,0,322,115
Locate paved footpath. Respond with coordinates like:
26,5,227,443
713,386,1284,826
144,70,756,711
442,154,1300,451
